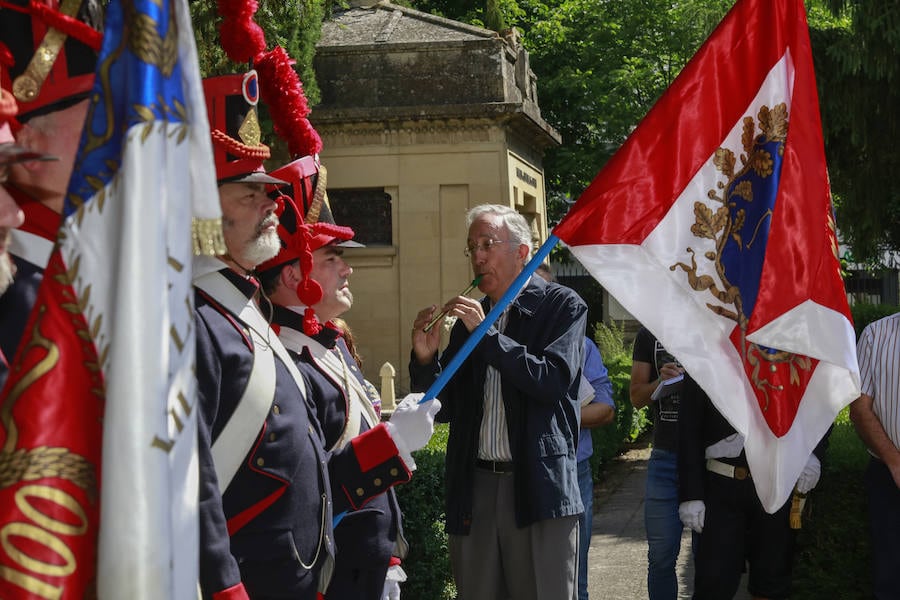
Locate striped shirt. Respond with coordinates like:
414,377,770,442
478,308,512,461
857,312,900,449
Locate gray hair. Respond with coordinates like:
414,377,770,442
466,204,533,252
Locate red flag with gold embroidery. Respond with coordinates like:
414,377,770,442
0,251,104,597
554,0,860,511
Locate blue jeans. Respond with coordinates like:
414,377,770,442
644,448,684,600
576,458,593,600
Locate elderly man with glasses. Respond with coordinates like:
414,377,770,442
410,203,588,600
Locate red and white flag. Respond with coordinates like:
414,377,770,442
554,0,860,512
0,0,218,597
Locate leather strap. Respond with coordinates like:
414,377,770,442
706,458,751,480
278,324,378,451
9,229,54,269
194,271,308,492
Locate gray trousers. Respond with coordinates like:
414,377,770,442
449,468,579,600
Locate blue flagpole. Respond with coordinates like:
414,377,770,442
420,234,560,403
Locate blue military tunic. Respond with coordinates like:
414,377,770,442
0,198,58,364
196,269,334,600
272,305,409,600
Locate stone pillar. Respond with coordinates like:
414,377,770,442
380,362,397,414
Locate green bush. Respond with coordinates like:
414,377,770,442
792,408,872,598
850,302,899,338
394,424,454,600
588,320,651,480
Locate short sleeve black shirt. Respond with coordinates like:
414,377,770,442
632,327,680,452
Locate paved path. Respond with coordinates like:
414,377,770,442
585,444,750,600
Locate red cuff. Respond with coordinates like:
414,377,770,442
389,556,402,567
351,423,399,472
213,582,250,600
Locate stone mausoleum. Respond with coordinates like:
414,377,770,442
312,0,560,392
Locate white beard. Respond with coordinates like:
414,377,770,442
243,228,280,267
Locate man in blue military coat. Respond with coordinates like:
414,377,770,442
257,157,440,600
0,0,102,369
194,72,335,600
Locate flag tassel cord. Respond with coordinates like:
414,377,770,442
419,234,560,404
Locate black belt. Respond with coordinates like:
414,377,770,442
476,459,515,473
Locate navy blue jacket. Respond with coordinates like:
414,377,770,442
409,274,587,534
0,256,41,362
0,197,58,363
272,307,410,600
196,270,334,600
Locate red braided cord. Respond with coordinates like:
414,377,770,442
210,128,270,159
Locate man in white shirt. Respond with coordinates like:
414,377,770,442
850,312,900,599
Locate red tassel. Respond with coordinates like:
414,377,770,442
297,278,322,307
302,307,323,336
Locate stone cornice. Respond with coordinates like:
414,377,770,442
311,102,561,149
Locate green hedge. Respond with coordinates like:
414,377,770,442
792,408,872,598
589,321,650,480
394,424,455,600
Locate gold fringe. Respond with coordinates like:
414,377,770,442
192,217,226,256
789,491,806,529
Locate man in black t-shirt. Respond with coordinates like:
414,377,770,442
630,327,686,600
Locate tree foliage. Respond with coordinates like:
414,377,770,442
189,0,326,104
187,0,898,260
410,0,732,224
810,0,900,264
409,0,899,263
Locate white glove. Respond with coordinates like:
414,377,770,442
679,500,706,533
386,394,441,471
381,564,407,600
796,454,821,494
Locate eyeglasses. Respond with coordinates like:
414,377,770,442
464,239,510,257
